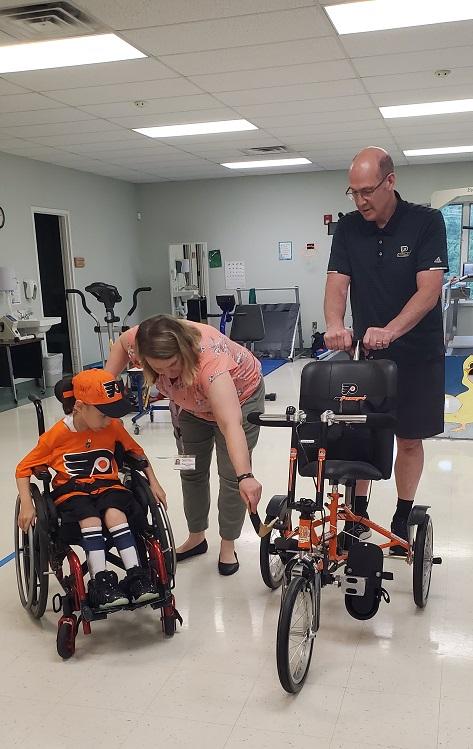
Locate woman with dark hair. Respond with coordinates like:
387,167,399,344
107,316,265,576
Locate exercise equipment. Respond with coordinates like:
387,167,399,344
65,283,151,368
236,286,304,360
229,303,276,401
215,294,235,334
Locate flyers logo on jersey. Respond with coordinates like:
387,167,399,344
63,449,115,478
103,380,121,399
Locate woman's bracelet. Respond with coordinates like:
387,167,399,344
237,472,254,483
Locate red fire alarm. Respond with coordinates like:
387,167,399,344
323,214,332,225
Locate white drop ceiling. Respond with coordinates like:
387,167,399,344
0,0,471,181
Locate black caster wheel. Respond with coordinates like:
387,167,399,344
57,615,77,659
134,426,140,435
163,613,176,637
150,411,154,423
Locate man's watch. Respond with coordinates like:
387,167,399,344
237,472,254,483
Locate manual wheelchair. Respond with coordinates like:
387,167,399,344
14,395,181,660
248,351,442,693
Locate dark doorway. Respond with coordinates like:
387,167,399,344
34,213,73,373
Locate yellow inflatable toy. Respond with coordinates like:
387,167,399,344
444,354,473,432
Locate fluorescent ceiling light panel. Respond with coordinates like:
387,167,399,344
134,120,257,138
380,99,473,119
325,0,473,34
404,145,473,156
221,158,311,169
0,34,145,73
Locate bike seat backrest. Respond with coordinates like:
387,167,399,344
297,359,397,480
85,282,122,312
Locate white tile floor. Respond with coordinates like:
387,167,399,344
0,361,472,749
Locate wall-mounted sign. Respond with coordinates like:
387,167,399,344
278,241,293,261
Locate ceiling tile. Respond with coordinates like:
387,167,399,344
29,130,150,147
0,119,125,138
123,7,331,55
0,78,28,95
373,83,473,107
160,37,344,76
0,92,64,112
252,107,381,128
2,58,176,91
76,0,314,29
0,107,94,128
46,78,201,106
363,66,473,95
189,60,355,93
341,20,473,58
80,94,223,119
218,78,364,106
234,95,373,118
352,45,473,79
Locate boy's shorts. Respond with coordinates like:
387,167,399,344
58,488,135,524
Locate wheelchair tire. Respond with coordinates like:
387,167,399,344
260,516,286,590
276,575,316,693
57,616,77,660
130,474,177,579
14,492,49,619
413,514,433,608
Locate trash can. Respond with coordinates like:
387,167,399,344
43,353,63,388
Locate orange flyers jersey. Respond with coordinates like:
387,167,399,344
16,416,145,505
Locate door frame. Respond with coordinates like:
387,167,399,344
31,206,82,372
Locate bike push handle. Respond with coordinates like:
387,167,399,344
248,409,396,429
28,392,45,435
247,410,301,428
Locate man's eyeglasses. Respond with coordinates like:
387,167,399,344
345,172,392,201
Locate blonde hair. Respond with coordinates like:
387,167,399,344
136,315,201,387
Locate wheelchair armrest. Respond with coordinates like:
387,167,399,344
123,451,149,471
32,465,51,482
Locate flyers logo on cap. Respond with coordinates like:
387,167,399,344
103,380,121,399
64,449,115,478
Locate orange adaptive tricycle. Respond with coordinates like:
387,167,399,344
248,347,441,693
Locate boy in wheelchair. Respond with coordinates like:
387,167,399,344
16,369,167,610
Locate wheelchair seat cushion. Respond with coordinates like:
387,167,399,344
299,459,383,482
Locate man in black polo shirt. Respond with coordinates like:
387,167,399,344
324,147,447,553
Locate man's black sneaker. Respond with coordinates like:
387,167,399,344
339,513,372,550
390,515,408,556
125,566,159,603
88,570,129,610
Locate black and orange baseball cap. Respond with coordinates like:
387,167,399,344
64,369,134,418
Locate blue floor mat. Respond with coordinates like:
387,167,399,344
261,358,287,376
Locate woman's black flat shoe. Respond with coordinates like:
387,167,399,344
176,539,208,562
218,552,239,576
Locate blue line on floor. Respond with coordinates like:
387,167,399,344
0,551,15,568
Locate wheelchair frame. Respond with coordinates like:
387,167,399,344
249,404,442,693
14,395,181,659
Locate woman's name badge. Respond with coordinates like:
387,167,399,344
174,455,196,471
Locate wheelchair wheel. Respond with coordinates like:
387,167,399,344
276,575,318,693
14,492,49,619
131,474,177,579
57,615,77,660
413,514,433,608
260,517,286,590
